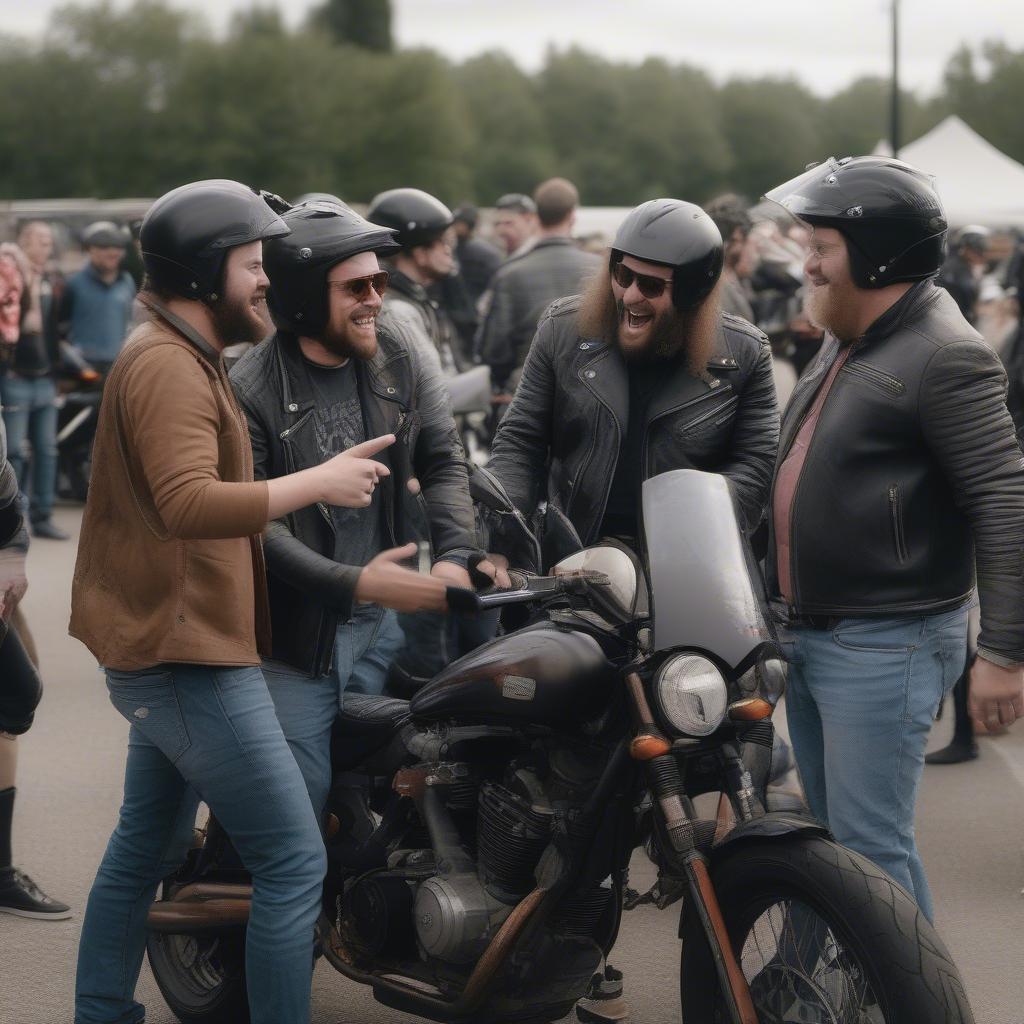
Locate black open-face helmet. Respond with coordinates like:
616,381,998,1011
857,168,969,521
611,199,724,309
366,188,453,251
763,156,947,289
264,200,400,336
140,179,290,303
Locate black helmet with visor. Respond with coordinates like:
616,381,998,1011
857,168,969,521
763,156,947,289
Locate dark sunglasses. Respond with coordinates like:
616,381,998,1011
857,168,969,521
329,271,389,301
611,261,673,299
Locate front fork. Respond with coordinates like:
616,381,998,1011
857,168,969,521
625,673,761,1024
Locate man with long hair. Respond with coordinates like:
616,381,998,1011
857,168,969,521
487,198,779,564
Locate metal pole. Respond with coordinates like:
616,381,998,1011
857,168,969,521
891,0,901,157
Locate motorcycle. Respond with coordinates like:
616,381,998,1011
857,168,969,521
144,468,973,1024
55,342,103,501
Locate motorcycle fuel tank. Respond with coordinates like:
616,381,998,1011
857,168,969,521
410,625,615,725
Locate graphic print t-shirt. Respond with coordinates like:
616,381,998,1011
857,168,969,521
302,356,382,568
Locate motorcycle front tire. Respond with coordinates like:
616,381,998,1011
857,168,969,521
679,836,974,1023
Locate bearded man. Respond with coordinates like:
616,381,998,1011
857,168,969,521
762,157,1024,924
230,201,497,823
487,198,779,562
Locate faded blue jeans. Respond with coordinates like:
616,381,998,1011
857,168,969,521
782,606,968,922
0,374,58,521
75,664,326,1024
262,605,405,820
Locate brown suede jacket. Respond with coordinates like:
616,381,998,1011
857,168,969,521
70,312,271,670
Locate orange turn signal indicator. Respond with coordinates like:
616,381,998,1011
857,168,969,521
630,734,672,760
728,698,773,721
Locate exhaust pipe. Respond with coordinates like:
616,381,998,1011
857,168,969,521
146,882,252,933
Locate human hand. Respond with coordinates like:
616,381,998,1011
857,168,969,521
430,560,472,589
478,553,512,590
355,544,448,613
0,550,28,623
319,434,393,508
969,656,1024,733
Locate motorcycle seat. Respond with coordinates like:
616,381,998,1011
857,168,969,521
336,693,412,736
332,694,412,772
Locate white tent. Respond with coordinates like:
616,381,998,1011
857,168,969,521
875,115,1024,228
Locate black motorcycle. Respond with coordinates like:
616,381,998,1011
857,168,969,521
144,469,973,1024
55,342,103,501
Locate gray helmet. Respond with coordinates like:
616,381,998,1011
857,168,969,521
141,179,290,302
956,224,990,255
82,221,130,250
265,201,399,335
611,199,724,309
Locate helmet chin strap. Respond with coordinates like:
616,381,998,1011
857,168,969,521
138,295,221,363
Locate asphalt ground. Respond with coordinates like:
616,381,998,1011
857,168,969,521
2,504,1023,1024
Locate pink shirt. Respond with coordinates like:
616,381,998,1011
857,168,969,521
773,345,852,605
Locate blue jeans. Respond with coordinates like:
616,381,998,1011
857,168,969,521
782,606,968,922
75,664,326,1024
262,606,404,819
0,374,58,520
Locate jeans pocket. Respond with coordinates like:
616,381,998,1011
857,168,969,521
831,617,918,653
938,633,968,697
106,668,191,763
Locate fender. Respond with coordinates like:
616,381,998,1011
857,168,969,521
714,810,830,853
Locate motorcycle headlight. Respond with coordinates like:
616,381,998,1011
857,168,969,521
654,654,728,736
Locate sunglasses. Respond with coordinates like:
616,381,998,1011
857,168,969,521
611,262,673,299
329,271,389,302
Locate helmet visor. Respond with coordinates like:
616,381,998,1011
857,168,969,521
764,157,944,225
762,158,858,220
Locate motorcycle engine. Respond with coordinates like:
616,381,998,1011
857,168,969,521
413,771,557,965
414,876,500,963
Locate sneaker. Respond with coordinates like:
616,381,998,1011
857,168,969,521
31,518,70,541
0,868,72,920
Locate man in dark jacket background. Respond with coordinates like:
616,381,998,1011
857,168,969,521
476,178,600,391
230,200,494,824
763,156,1024,926
487,198,779,565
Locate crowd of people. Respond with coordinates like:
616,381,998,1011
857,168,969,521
0,157,1023,1023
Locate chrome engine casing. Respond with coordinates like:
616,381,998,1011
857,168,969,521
414,874,510,964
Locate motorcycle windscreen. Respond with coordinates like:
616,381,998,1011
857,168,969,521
642,469,773,669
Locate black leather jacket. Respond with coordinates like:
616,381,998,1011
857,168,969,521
487,295,779,550
767,280,1024,665
230,316,477,676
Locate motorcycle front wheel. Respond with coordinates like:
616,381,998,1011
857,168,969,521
146,895,249,1024
679,836,974,1023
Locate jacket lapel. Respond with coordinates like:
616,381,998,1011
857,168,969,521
578,341,628,433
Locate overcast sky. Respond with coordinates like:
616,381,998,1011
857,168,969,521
3,0,1023,96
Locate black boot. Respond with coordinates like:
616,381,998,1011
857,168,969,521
0,787,71,920
926,659,978,765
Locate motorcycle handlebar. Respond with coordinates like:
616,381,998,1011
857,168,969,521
445,570,607,613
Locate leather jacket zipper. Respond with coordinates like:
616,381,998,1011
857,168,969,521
279,412,334,532
571,359,621,540
847,361,905,396
888,484,909,563
641,383,736,478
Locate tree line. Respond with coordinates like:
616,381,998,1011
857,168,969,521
1,1,1022,208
